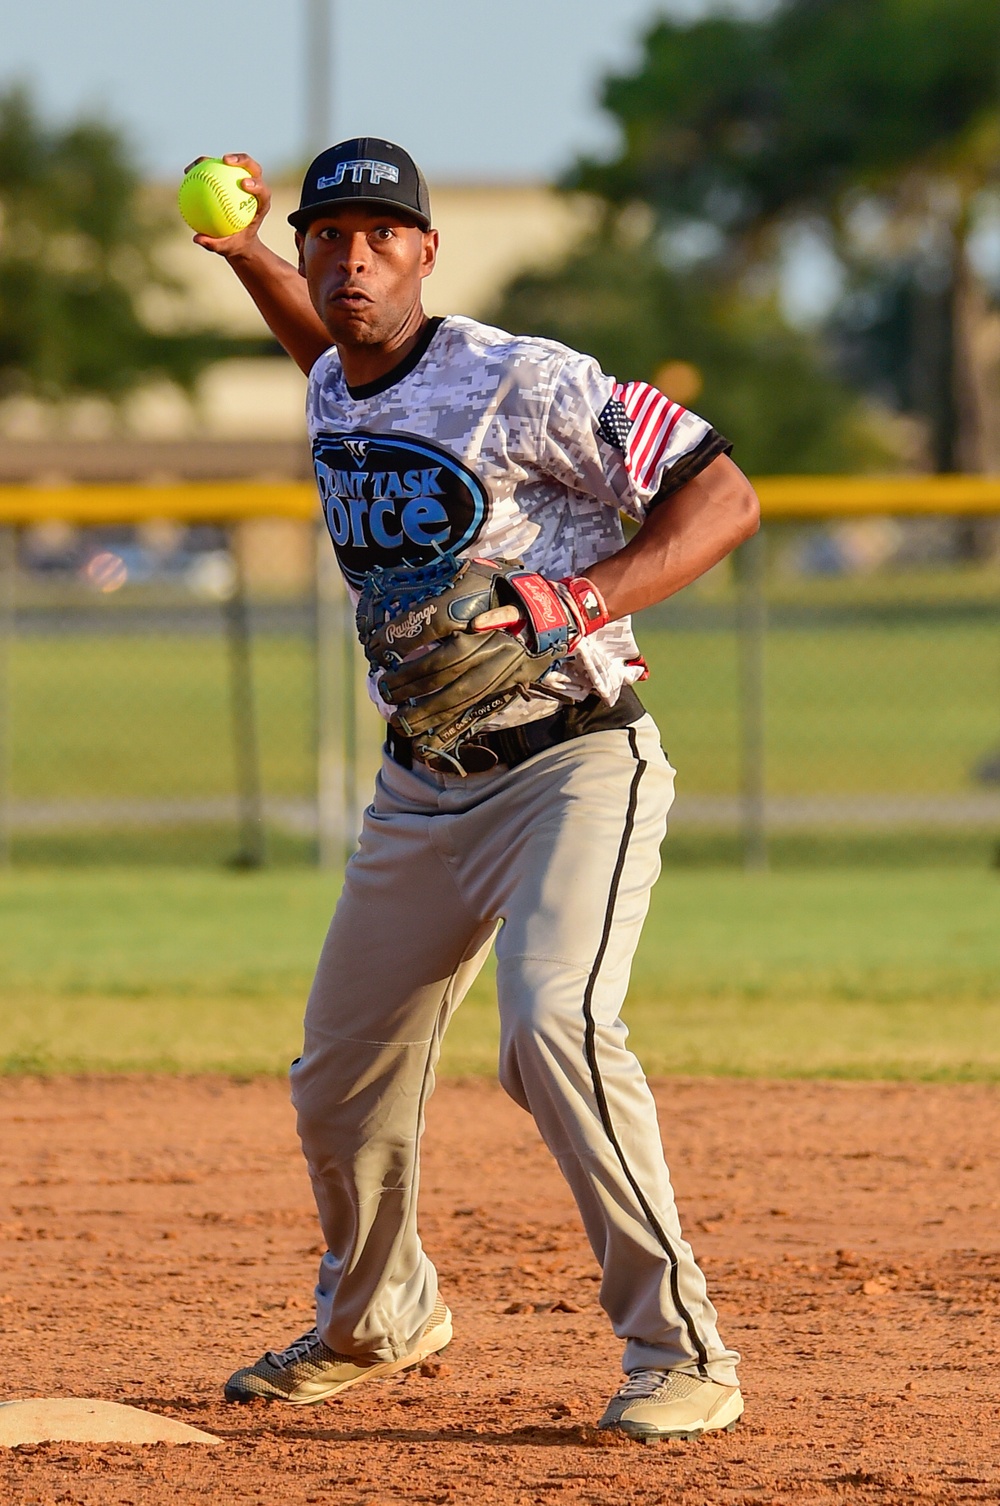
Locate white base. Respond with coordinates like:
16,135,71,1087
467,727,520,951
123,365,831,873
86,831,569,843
0,1398,219,1446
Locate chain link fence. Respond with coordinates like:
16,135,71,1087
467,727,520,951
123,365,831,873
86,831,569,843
0,517,323,866
0,469,998,869
644,520,1000,866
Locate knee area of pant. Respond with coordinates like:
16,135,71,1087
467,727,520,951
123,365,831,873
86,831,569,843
496,954,590,1045
495,955,590,1103
289,1053,359,1140
290,1051,429,1165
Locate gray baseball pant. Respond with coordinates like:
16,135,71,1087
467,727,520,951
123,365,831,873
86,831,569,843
289,714,740,1386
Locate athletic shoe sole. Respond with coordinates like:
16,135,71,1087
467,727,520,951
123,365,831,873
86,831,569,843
224,1306,452,1405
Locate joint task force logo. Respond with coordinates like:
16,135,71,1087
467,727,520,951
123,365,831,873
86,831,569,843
312,430,489,587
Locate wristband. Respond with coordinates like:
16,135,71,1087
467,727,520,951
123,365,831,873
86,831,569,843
555,575,610,644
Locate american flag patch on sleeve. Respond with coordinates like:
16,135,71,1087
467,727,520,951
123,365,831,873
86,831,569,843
598,380,687,492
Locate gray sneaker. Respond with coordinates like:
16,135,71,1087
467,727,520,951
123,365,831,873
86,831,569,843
599,1368,743,1441
224,1298,452,1405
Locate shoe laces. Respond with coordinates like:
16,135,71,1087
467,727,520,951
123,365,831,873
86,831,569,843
265,1329,322,1369
614,1368,671,1401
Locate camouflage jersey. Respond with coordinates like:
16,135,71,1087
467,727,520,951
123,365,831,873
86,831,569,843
306,314,730,726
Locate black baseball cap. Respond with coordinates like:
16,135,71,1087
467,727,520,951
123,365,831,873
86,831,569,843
289,137,432,232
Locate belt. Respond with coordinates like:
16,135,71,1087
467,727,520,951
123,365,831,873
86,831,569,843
386,686,645,775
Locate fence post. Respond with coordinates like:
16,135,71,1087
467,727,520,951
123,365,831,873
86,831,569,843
341,569,359,870
224,523,265,868
315,523,357,870
315,524,336,868
0,525,14,869
315,530,366,870
737,525,768,870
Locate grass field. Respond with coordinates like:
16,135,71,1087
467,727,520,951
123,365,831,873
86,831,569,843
643,616,1000,796
9,633,316,800
1,866,997,1079
3,566,998,1076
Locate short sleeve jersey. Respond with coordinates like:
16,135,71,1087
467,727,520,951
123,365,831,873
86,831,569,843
307,314,729,723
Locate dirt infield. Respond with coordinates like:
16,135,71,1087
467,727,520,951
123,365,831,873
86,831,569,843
1,1075,997,1505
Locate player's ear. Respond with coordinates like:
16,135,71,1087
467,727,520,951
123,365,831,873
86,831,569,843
295,229,306,277
419,228,439,280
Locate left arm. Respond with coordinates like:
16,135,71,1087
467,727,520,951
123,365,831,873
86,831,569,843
470,454,758,653
585,454,760,620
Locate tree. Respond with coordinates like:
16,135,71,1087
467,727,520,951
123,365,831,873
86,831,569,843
0,85,266,404
568,0,1000,471
490,229,880,475
575,1,1000,236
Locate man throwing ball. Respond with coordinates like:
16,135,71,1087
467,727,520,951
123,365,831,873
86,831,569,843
192,137,758,1442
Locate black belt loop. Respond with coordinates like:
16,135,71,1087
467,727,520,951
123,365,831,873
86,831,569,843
385,725,413,769
387,687,644,775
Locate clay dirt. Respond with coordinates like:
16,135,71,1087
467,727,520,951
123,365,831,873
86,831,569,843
1,1075,997,1504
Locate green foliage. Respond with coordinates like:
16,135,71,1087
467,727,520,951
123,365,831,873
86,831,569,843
490,233,878,473
572,0,1000,235
549,0,1000,472
0,85,265,402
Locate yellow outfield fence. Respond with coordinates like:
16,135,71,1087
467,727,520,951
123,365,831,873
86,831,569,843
754,474,1000,517
4,472,1000,524
0,473,998,870
0,481,316,525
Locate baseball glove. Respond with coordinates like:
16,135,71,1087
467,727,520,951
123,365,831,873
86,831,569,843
356,553,609,773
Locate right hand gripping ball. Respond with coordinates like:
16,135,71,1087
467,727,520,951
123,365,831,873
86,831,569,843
178,158,257,237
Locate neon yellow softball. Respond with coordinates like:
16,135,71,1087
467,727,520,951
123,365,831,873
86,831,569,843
178,158,258,237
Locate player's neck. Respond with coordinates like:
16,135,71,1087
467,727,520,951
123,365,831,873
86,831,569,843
336,307,430,390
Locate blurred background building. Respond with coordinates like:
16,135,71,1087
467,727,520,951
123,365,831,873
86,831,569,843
0,178,595,444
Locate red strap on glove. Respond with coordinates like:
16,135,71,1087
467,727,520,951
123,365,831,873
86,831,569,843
470,570,610,653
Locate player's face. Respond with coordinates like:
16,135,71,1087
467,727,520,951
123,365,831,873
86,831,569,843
297,207,438,348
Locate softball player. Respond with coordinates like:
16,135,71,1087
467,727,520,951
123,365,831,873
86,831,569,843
193,138,758,1442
